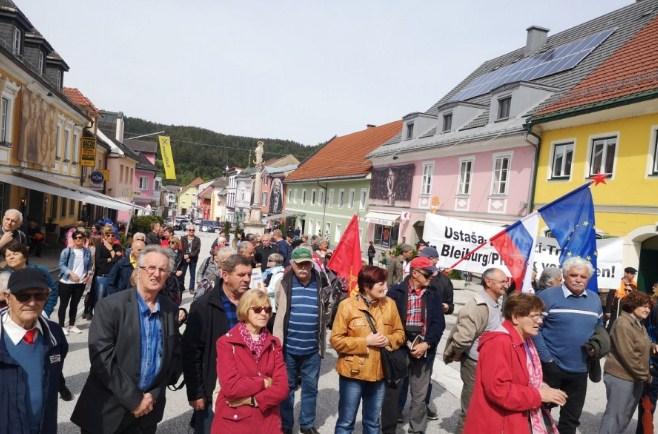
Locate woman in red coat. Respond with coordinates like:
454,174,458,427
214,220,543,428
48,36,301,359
464,294,567,434
212,289,288,434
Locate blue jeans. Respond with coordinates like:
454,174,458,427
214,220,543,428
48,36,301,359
335,376,385,434
94,275,111,301
280,351,321,430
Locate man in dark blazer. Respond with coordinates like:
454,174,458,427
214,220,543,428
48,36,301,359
181,224,201,293
71,245,182,434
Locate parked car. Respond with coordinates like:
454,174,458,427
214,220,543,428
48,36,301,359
173,217,190,231
199,220,220,233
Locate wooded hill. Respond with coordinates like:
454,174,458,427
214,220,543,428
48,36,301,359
124,117,321,186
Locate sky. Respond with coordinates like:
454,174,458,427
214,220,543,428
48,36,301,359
20,0,630,146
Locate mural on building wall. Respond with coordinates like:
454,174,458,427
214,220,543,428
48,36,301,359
370,164,414,206
269,178,283,215
18,88,57,167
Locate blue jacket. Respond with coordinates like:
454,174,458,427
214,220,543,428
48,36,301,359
387,277,446,351
0,308,68,434
58,247,93,281
106,256,135,295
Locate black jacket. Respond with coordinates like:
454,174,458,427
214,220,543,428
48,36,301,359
181,236,201,260
255,244,279,271
145,231,160,245
0,310,67,434
387,277,446,350
182,285,231,402
106,256,134,295
71,289,182,434
430,273,455,315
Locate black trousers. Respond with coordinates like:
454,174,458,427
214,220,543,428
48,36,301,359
58,282,86,327
542,361,589,434
82,413,157,434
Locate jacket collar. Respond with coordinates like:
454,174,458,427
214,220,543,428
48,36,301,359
223,323,277,347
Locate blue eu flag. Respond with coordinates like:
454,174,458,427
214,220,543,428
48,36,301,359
539,184,598,292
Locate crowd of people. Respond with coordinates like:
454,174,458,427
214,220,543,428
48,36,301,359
1,207,658,434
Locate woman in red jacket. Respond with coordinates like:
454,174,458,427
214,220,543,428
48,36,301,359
464,294,567,434
212,289,288,434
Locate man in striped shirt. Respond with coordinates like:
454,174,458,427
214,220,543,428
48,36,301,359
273,246,332,434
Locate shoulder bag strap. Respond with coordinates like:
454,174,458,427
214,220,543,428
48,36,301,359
362,309,378,334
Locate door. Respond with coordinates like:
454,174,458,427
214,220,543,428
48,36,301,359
639,235,658,292
27,190,44,224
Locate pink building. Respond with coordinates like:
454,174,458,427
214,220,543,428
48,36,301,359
125,138,160,214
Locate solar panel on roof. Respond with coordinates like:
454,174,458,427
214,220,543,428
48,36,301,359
449,28,616,102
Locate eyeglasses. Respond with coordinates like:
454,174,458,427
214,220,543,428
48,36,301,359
250,306,273,314
105,233,114,238
73,236,85,240
139,265,169,275
169,242,177,246
187,229,195,232
14,292,48,303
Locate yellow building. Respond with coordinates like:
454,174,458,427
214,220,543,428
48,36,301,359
177,177,204,216
531,12,658,290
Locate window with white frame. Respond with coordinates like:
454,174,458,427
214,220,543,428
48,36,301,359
301,190,307,205
72,132,79,163
373,224,399,249
497,96,511,120
325,222,331,238
12,28,21,55
261,192,267,206
442,112,453,132
421,163,433,195
37,51,44,74
334,224,342,243
458,158,473,195
318,189,325,206
338,190,345,208
311,189,316,205
139,176,148,190
491,154,511,195
0,97,10,144
652,130,658,176
327,189,334,207
63,129,70,161
55,126,61,160
287,188,293,203
348,190,355,208
551,142,574,179
359,189,367,209
406,122,414,139
589,136,616,177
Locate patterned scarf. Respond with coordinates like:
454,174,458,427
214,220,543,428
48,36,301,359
524,339,559,434
238,322,269,361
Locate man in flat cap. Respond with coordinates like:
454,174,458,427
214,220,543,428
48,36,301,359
0,268,68,434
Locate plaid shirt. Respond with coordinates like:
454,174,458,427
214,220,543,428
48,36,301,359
220,291,238,329
406,283,426,333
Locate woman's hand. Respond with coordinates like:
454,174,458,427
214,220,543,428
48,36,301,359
366,332,388,348
539,384,567,406
226,397,252,407
263,377,273,389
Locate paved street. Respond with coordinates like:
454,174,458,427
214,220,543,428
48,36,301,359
55,230,647,433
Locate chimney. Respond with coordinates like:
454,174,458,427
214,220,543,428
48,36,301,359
366,124,376,128
115,113,125,143
525,25,549,56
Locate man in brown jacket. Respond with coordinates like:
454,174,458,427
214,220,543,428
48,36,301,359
386,244,413,287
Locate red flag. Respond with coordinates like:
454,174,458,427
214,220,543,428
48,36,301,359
327,215,362,295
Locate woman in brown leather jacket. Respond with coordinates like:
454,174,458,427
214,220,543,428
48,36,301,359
330,266,405,434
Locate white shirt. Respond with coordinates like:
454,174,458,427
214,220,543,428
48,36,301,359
2,313,43,345
60,248,86,284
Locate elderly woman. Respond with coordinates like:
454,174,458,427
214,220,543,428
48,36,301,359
212,289,288,434
599,290,653,434
464,294,566,434
536,266,562,293
330,266,405,434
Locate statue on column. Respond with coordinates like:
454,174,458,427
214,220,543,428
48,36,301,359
248,141,265,228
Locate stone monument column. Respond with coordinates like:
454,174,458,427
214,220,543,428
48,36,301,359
244,141,266,235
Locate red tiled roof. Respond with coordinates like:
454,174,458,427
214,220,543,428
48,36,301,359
63,87,99,116
286,120,402,182
539,14,658,116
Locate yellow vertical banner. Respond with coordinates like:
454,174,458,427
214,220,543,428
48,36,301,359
158,135,176,180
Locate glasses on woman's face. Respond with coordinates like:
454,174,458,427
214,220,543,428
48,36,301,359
250,306,272,315
73,236,85,240
105,233,114,238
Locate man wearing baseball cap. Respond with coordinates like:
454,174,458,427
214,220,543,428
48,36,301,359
381,256,445,434
0,268,68,434
273,246,333,434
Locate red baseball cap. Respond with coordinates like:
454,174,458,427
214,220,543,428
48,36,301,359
409,256,437,274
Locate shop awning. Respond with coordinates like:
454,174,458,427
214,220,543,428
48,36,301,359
0,172,142,212
283,210,306,218
262,214,284,221
365,211,400,226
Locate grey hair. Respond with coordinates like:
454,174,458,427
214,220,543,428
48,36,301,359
267,253,284,265
481,267,503,287
4,208,23,225
562,256,594,278
237,241,253,255
137,244,174,273
186,223,195,231
538,267,562,290
132,232,146,241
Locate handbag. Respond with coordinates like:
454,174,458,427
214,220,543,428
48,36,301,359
363,311,408,387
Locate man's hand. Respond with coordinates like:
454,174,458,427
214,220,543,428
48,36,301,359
0,231,13,246
442,303,449,313
189,398,206,411
175,270,183,277
132,393,155,417
366,332,388,348
410,342,429,358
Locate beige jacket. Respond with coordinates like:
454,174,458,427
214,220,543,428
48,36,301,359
330,294,405,382
604,311,651,382
443,294,489,363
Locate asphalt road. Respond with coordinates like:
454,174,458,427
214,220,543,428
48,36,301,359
55,230,647,433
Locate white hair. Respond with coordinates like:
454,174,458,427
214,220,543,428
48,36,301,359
138,245,175,273
4,209,23,225
562,256,594,278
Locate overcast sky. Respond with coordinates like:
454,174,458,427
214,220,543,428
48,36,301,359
20,0,629,145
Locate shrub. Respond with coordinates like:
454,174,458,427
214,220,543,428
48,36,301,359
131,215,164,234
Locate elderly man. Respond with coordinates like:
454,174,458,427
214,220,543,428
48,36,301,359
272,229,291,266
274,246,332,434
387,243,413,286
145,222,161,245
107,239,146,295
381,257,446,434
533,256,603,434
181,224,201,294
71,245,182,434
443,267,507,433
0,209,27,255
237,239,256,265
0,268,67,434
182,254,252,434
255,233,278,271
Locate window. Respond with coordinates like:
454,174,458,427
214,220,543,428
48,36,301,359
442,113,453,132
287,188,293,203
12,28,21,55
551,142,574,179
327,189,334,206
0,97,9,144
301,190,307,205
311,189,316,205
652,131,658,175
154,179,161,191
589,136,616,176
491,154,511,195
120,165,124,183
359,189,367,209
458,159,473,195
129,168,133,183
72,132,79,163
497,96,511,120
139,176,148,190
406,122,414,139
421,163,433,195
261,192,267,206
373,224,399,249
325,222,331,237
50,196,58,219
338,190,345,208
60,198,67,217
63,130,70,161
69,199,75,216
55,126,61,160
334,224,342,243
318,189,325,206
37,51,44,74
348,190,355,208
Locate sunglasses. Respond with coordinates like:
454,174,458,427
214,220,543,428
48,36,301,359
169,242,177,246
250,306,273,314
73,236,85,240
14,292,48,303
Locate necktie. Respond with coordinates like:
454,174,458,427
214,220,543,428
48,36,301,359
23,328,37,344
